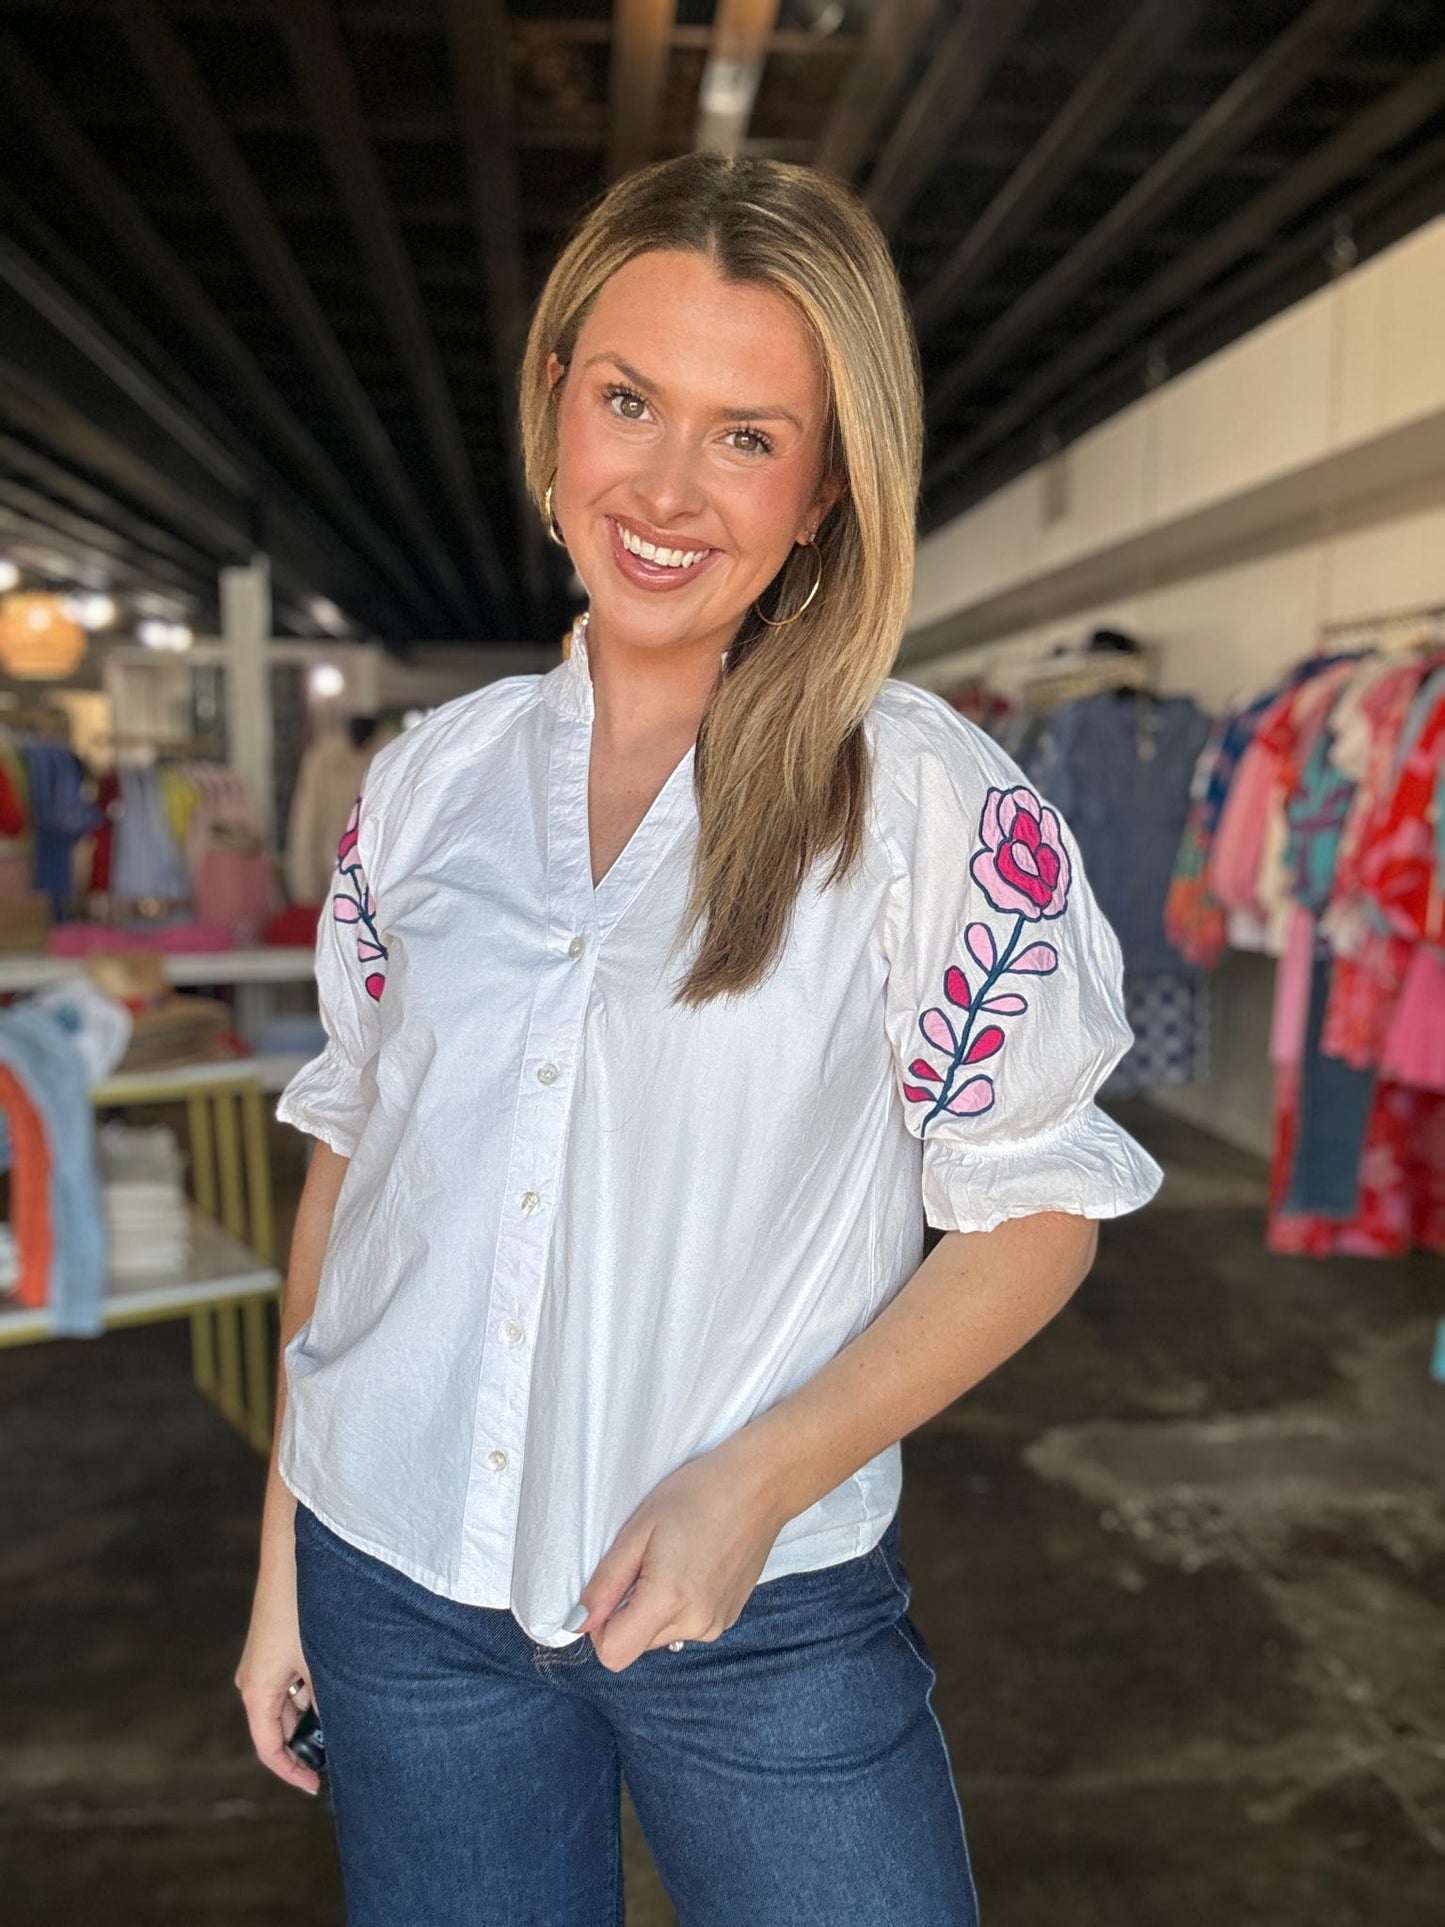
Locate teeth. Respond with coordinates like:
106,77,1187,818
618,523,708,569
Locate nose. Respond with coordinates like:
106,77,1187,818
630,430,707,531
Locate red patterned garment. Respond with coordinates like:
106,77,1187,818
1357,680,1445,944
1268,1066,1445,1258
1319,659,1438,1067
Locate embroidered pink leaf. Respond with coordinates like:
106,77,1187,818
908,1059,942,1083
919,1007,957,1053
981,993,1028,1015
1007,942,1060,976
357,940,386,962
364,973,386,1002
943,965,971,1009
332,896,361,924
902,1082,934,1105
964,1025,1006,1065
965,923,996,972
945,1075,995,1117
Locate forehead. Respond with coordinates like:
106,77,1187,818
577,250,827,417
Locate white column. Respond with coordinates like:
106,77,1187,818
220,553,274,847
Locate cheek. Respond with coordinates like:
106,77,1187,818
558,407,626,496
725,468,813,563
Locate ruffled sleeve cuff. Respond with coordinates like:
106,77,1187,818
921,1104,1163,1236
275,1045,369,1159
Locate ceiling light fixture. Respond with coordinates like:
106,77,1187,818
63,592,118,630
137,619,193,652
308,662,345,700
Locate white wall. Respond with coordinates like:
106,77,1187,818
900,218,1445,1157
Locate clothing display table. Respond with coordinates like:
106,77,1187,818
0,1062,283,1454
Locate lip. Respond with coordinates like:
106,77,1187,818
605,515,720,593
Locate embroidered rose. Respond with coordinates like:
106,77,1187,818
905,784,1070,1132
970,786,1071,922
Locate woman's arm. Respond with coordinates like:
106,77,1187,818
731,1210,1097,1528
234,1141,350,1794
581,1210,1096,1671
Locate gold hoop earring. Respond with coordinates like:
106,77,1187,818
543,480,567,549
754,539,823,627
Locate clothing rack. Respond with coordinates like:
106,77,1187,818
1020,647,1157,712
1319,602,1445,654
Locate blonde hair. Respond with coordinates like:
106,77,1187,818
520,154,922,1006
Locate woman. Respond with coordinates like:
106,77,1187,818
237,154,1160,1925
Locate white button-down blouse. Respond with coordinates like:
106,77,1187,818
277,617,1161,1645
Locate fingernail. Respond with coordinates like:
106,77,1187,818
561,1601,588,1633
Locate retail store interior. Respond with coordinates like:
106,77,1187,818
2,1,1444,1921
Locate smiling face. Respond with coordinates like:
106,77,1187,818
547,249,842,663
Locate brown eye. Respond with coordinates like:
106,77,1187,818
605,386,648,421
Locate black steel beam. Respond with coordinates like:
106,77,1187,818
925,47,1445,498
279,0,517,630
864,0,1040,235
912,0,1202,341
924,0,1389,425
0,349,243,564
110,0,476,630
922,135,1445,538
814,0,937,184
0,475,212,599
0,29,448,632
0,431,215,581
442,0,548,613
0,209,429,636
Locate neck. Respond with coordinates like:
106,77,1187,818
582,609,729,754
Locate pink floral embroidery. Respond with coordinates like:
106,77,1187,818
332,796,387,1002
971,785,1071,921
905,785,1071,1130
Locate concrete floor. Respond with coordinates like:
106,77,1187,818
3,1099,1444,1923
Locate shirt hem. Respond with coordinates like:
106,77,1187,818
280,1466,901,1620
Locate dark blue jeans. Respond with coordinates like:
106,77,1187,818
295,1504,978,1926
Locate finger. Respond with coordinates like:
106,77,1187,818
590,1575,682,1674
573,1530,649,1635
244,1697,322,1796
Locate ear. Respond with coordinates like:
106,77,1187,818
802,471,846,543
546,351,568,394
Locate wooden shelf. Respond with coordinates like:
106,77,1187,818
0,948,315,993
0,1208,281,1347
94,1053,311,1101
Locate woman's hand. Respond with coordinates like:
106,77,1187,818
235,1564,321,1796
576,1439,786,1674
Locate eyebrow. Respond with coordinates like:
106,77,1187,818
580,354,805,433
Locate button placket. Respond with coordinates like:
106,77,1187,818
463,712,599,1576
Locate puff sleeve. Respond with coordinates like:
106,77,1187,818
879,703,1162,1235
275,792,388,1158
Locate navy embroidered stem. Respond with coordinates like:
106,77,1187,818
922,915,1023,1130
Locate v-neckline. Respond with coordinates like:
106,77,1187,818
586,734,696,907
545,610,701,931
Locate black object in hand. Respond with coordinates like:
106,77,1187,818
285,1703,326,1774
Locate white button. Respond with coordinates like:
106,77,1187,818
500,1320,524,1346
537,1062,559,1085
668,1640,684,1652
487,1449,509,1472
520,1190,541,1214
567,935,586,959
